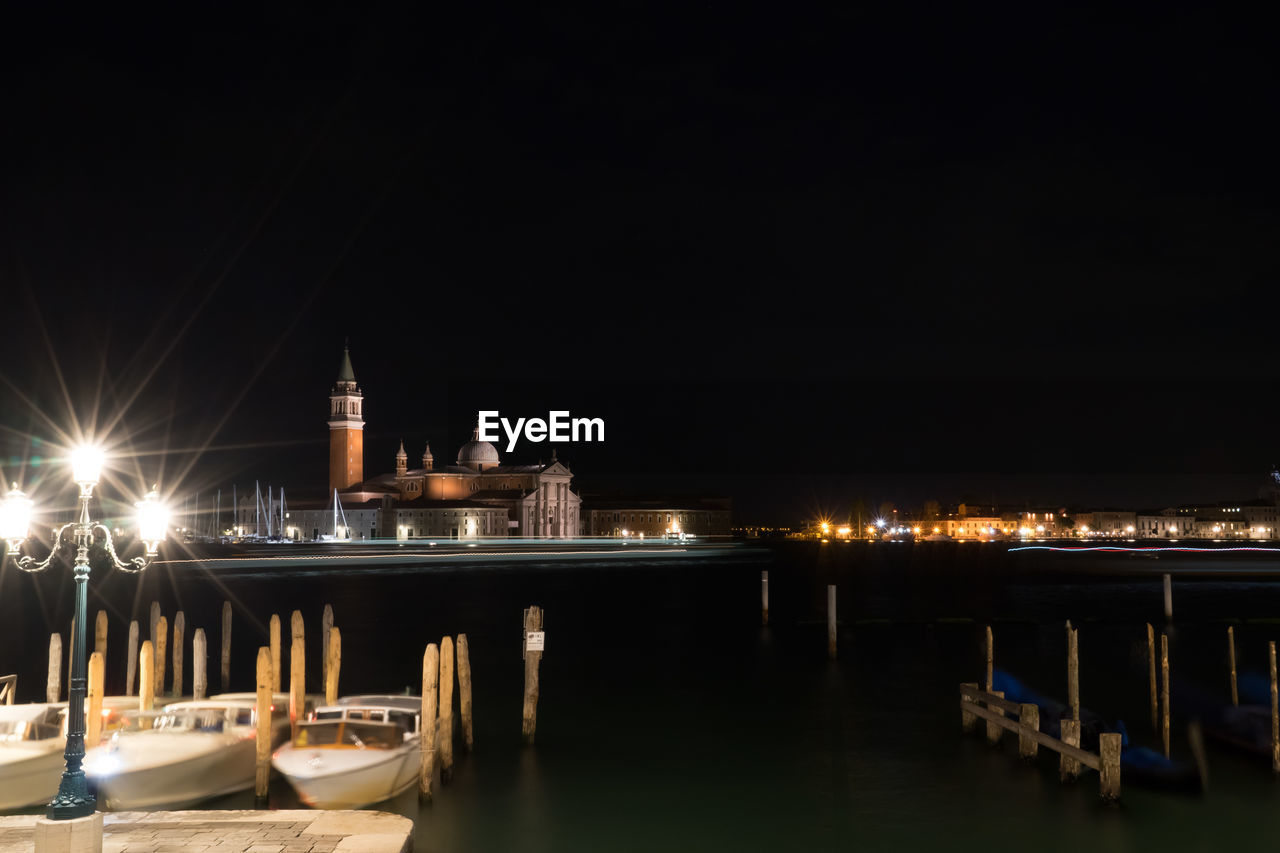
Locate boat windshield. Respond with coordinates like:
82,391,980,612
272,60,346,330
117,710,226,733
294,720,403,749
0,710,62,743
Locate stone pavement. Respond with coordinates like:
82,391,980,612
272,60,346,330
0,810,413,853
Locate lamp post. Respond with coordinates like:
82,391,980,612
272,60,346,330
0,445,168,820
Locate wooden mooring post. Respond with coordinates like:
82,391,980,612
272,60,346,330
1161,632,1171,758
761,570,769,626
960,682,978,732
1060,719,1081,781
325,626,341,705
1146,622,1157,733
127,620,139,696
193,628,208,700
86,651,105,747
827,585,837,660
985,625,993,692
47,634,61,703
94,610,108,665
173,611,185,697
322,604,334,690
985,691,1005,745
1099,732,1122,802
419,643,439,803
154,615,168,698
290,635,305,736
150,601,161,648
1163,573,1173,622
1018,703,1039,759
1067,621,1079,721
522,606,544,745
1270,641,1279,773
270,614,282,692
291,610,305,692
139,640,155,722
221,601,232,691
440,636,455,783
255,646,271,802
457,633,474,753
1228,626,1238,706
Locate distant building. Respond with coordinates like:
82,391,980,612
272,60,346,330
1073,510,1136,537
581,498,731,538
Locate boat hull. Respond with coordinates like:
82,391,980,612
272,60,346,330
273,741,419,809
89,734,256,810
0,744,65,810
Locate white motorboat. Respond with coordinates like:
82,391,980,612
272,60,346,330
0,698,136,810
272,695,421,809
83,694,290,809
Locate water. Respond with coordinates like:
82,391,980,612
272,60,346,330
5,541,1280,851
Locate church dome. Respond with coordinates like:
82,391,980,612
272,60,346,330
456,428,500,470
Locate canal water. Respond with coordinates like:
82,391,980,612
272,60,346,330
5,540,1280,851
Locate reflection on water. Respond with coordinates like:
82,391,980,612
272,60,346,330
4,542,1280,851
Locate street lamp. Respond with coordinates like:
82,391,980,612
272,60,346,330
1,445,168,820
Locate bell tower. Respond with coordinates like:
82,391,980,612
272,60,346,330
328,343,364,491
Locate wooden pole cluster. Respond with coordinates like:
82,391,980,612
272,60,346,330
221,601,232,691
255,646,272,802
522,606,544,745
1161,632,1171,758
457,633,474,753
47,634,62,703
86,651,105,747
761,570,769,626
127,621,139,696
959,684,1115,800
270,615,282,692
1228,626,1238,707
173,611,185,697
154,616,168,698
193,628,208,700
440,637,456,783
419,644,439,802
326,627,342,705
827,585,837,660
1146,622,1157,733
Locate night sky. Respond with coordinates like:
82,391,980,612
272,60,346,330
1,4,1276,524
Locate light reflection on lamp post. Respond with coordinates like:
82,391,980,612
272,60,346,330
0,446,168,820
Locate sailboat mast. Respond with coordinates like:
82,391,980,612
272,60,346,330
255,480,261,537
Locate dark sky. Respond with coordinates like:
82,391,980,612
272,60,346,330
1,4,1277,524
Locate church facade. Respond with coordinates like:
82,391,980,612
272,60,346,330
315,345,581,539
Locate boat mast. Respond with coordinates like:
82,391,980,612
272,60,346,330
255,481,262,537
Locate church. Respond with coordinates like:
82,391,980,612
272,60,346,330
314,344,581,539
